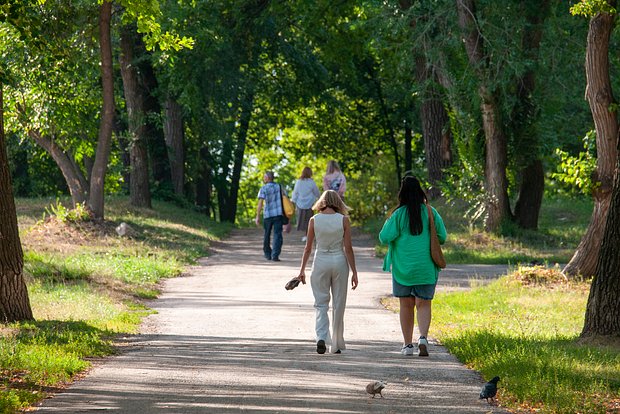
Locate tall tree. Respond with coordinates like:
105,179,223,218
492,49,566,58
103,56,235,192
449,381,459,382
120,23,152,208
582,127,620,337
0,0,45,323
88,0,115,219
512,0,551,229
163,96,185,197
399,0,453,198
456,0,512,232
564,0,618,278
0,83,34,323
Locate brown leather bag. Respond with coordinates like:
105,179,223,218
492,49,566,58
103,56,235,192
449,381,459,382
426,204,446,269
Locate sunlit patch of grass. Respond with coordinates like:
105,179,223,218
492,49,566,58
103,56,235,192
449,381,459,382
28,281,153,333
5,196,231,412
383,266,620,413
1,320,107,390
24,250,182,292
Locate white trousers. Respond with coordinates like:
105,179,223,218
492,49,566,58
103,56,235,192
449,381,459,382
310,253,349,353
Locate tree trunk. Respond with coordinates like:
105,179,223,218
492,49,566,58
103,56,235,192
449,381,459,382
481,86,511,231
404,123,413,174
512,0,550,229
88,1,115,219
139,55,169,189
457,0,512,232
27,130,88,207
196,145,212,216
120,24,151,208
163,97,185,196
416,56,453,199
0,83,34,323
582,134,620,337
514,159,544,229
564,7,618,278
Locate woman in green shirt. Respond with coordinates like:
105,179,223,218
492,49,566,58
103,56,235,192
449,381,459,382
379,176,447,357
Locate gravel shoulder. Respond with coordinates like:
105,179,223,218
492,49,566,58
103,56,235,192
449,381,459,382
36,228,510,413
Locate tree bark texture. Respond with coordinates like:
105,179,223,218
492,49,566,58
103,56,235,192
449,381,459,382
416,56,453,199
582,144,620,336
0,84,34,323
139,56,169,188
120,24,152,209
196,145,212,217
512,0,550,229
404,124,413,174
456,0,512,232
564,7,618,278
88,1,115,219
164,97,185,196
514,159,544,229
481,87,512,231
27,130,88,207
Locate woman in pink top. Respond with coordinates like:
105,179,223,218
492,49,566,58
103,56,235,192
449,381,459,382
322,160,346,199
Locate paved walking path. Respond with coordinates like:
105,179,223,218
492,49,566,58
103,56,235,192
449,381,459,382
36,228,510,413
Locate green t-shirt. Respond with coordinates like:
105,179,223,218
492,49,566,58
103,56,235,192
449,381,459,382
379,205,447,286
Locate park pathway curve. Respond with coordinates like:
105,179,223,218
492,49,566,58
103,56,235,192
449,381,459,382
36,228,509,413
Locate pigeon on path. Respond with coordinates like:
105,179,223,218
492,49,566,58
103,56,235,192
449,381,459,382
479,376,500,404
366,381,386,398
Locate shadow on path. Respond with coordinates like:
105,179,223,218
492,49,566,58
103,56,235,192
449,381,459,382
36,228,509,413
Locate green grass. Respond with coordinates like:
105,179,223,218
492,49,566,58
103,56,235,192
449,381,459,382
1,196,231,413
372,194,620,412
2,194,607,413
383,268,620,413
366,196,593,264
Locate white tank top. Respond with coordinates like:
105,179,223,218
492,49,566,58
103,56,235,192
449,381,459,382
313,213,345,255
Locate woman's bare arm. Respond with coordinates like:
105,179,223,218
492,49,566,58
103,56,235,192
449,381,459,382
343,216,358,290
297,218,315,284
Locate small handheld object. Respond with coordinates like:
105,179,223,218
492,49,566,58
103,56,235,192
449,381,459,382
285,278,301,290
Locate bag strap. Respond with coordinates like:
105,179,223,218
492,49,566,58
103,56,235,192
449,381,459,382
426,204,436,236
278,184,285,216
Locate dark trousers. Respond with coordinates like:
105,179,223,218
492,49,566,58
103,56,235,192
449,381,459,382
263,215,284,260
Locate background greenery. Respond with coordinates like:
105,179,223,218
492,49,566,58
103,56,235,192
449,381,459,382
2,0,607,228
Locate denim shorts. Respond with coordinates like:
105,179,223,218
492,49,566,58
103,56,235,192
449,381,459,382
392,278,437,300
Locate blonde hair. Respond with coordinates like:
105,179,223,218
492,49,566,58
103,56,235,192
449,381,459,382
326,160,341,174
312,190,350,215
300,167,313,179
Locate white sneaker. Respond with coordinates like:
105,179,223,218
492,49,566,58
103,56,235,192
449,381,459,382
418,337,429,356
301,236,307,242
401,343,414,356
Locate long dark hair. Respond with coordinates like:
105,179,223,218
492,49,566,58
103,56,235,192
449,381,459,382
397,176,427,235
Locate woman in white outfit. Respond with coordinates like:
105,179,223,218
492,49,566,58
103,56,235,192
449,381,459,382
296,190,359,354
291,167,320,242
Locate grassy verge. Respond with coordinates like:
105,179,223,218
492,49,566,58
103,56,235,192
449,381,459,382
1,197,231,413
382,267,620,413
365,196,593,264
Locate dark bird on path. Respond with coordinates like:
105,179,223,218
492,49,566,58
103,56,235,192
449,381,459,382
479,376,500,404
366,381,386,398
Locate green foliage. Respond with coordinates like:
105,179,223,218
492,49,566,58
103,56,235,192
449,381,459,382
552,131,597,195
44,200,92,223
571,0,617,17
